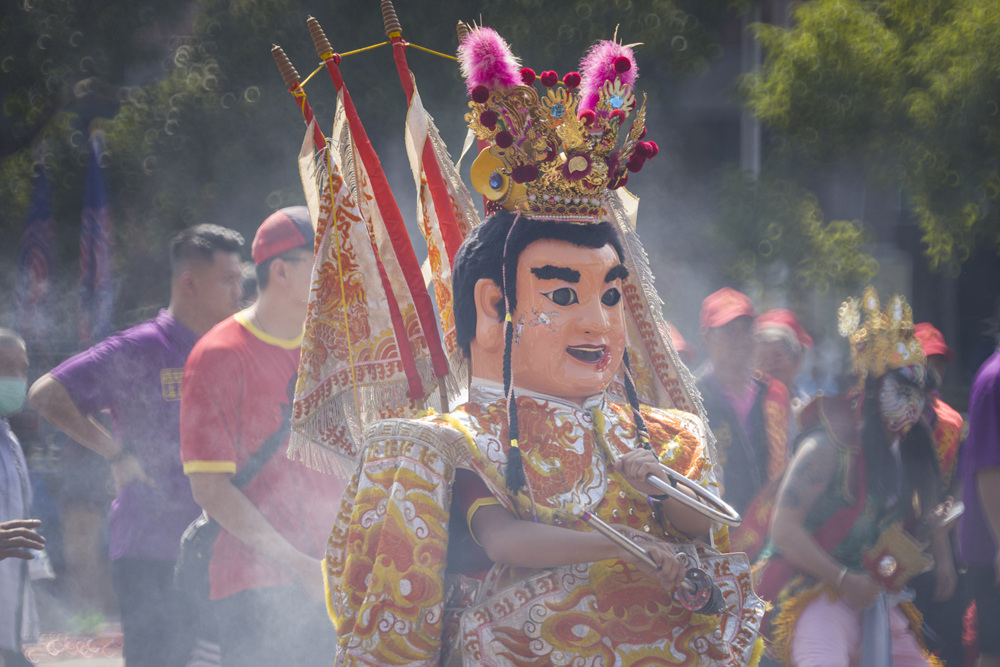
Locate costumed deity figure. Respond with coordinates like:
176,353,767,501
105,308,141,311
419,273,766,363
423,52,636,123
755,287,953,666
321,25,764,666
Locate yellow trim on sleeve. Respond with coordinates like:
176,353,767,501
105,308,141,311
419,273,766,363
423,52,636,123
183,460,238,475
467,497,502,548
235,310,303,349
323,557,337,626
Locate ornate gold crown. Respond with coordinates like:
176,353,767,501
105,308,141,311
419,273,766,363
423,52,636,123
458,27,657,223
837,286,925,385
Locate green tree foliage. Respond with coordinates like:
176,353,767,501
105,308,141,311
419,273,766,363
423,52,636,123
0,0,739,335
715,167,878,292
744,0,1000,268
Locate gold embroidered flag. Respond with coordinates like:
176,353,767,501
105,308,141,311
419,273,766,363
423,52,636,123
290,123,419,473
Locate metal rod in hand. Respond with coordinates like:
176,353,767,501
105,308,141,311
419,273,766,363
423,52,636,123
645,465,743,528
571,505,697,595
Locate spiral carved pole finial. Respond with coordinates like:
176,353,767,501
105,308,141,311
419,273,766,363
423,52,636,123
382,0,402,38
456,20,470,43
307,16,333,58
271,45,300,88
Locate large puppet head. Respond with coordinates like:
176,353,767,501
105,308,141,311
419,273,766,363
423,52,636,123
453,210,627,404
456,25,658,493
839,286,927,437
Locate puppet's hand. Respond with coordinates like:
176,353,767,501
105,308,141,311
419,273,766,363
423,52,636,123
620,540,686,593
612,448,667,496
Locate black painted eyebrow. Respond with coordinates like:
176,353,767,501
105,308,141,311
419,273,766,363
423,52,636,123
604,264,629,283
531,265,580,283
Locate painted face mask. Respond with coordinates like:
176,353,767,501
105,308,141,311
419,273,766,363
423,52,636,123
878,365,927,437
509,238,628,404
0,377,27,418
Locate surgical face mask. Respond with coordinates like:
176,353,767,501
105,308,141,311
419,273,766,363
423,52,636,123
0,378,27,417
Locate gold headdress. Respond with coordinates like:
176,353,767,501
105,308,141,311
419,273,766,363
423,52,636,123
837,286,925,385
458,27,656,223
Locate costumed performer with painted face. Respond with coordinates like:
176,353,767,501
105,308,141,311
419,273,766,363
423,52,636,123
756,288,952,666
322,26,763,666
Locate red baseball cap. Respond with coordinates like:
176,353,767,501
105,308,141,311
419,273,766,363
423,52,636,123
700,287,756,332
251,206,314,265
914,322,954,362
755,309,813,350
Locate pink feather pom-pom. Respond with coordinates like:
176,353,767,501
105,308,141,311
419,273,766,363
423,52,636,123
458,26,523,94
578,40,638,113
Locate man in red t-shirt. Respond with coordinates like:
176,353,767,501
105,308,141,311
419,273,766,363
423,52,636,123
180,207,345,666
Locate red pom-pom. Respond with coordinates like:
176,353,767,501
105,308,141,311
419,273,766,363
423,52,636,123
610,174,629,189
471,85,490,103
480,110,498,129
542,141,558,162
609,109,626,123
613,56,632,73
634,143,652,159
540,70,559,87
643,140,659,157
562,72,581,88
638,125,648,140
511,164,539,183
495,130,514,148
578,109,596,126
520,67,536,86
627,154,646,172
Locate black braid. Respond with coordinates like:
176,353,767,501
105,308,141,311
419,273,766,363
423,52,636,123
622,350,652,451
501,217,526,495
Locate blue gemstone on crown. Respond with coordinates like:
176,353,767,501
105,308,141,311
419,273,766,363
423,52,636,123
609,94,624,109
489,172,503,190
551,104,565,118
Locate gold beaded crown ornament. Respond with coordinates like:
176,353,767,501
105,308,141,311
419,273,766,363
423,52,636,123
837,286,926,386
458,26,658,223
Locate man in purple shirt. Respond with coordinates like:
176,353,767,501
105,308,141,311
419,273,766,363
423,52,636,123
959,343,1000,667
29,224,244,667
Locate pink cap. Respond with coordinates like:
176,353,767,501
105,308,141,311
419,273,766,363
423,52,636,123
755,309,813,350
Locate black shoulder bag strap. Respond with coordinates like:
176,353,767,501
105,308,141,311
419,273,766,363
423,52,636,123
231,402,291,490
174,378,297,595
231,374,297,489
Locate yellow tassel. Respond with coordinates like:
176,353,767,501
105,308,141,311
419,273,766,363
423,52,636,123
510,438,519,449
747,636,766,667
899,601,944,666
505,313,512,322
768,584,829,666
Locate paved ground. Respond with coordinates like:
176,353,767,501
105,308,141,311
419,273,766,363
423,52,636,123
30,659,122,667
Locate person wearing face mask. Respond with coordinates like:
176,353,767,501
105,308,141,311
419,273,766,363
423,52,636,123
0,328,45,667
755,288,952,666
